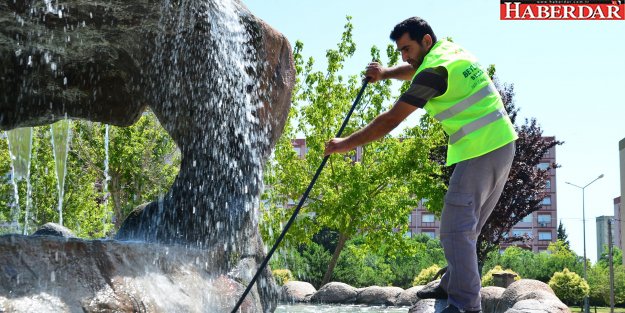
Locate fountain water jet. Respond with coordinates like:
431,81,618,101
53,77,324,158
50,119,71,226
5,127,33,234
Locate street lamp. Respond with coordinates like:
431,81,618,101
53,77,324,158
565,174,604,313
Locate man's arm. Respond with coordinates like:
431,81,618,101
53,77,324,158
366,63,415,82
324,101,417,156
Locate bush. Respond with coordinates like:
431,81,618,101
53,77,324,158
272,269,293,286
413,264,441,286
481,265,520,286
548,268,590,305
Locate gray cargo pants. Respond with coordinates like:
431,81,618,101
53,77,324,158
439,141,515,312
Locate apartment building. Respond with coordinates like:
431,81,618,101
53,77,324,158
497,137,558,252
615,197,622,250
596,215,617,260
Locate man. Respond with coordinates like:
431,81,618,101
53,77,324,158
324,17,517,313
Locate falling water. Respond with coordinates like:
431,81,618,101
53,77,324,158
103,124,111,227
5,128,33,234
50,119,71,226
146,0,268,247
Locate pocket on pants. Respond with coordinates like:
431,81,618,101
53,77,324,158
441,192,477,234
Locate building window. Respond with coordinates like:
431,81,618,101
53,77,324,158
294,147,301,156
538,231,552,241
542,196,552,205
404,230,412,238
422,214,435,223
538,214,552,226
408,214,412,224
522,214,533,223
537,163,549,170
545,179,551,190
422,231,436,238
512,229,532,238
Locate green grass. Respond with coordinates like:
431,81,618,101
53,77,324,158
570,307,625,313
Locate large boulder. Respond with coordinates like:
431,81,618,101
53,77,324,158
356,286,404,305
0,235,274,312
497,279,557,312
408,299,448,313
32,223,75,238
280,281,316,303
310,282,358,304
481,286,505,313
397,285,425,306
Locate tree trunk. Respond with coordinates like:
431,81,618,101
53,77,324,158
320,232,349,287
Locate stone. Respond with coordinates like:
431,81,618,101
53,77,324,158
280,281,316,303
0,235,270,313
397,285,425,306
310,282,358,304
356,285,404,306
32,223,76,238
497,279,556,312
481,286,505,313
408,298,448,313
508,298,571,313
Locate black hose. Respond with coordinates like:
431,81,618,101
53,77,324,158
231,78,370,313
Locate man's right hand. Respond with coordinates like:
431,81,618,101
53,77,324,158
365,62,387,83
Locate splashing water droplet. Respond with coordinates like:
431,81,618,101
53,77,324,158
50,271,56,282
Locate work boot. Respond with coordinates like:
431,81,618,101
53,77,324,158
416,279,448,299
440,304,480,313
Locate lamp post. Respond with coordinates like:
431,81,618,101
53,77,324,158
565,174,604,313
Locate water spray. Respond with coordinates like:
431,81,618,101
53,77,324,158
231,77,371,313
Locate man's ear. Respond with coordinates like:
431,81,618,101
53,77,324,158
422,34,433,49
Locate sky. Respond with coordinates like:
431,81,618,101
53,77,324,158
243,0,625,263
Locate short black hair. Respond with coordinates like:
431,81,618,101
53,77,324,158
390,17,437,44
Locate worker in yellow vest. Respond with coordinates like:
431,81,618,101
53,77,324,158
324,16,517,313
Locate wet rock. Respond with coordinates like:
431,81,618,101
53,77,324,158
408,298,448,313
507,298,571,313
0,235,267,313
310,282,358,304
497,279,557,312
280,281,316,303
356,285,404,306
32,223,75,238
481,286,505,313
396,285,425,306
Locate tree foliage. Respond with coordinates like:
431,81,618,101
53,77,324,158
476,74,563,263
549,268,590,306
483,240,583,283
413,264,442,286
0,110,180,237
557,220,570,248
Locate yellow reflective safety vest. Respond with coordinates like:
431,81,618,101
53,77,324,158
414,40,518,165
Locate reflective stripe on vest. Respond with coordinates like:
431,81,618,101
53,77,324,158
434,84,496,121
449,108,508,144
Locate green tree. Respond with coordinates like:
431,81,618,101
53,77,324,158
549,268,590,306
0,110,180,237
262,17,446,286
557,221,570,248
476,77,563,264
107,111,180,229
